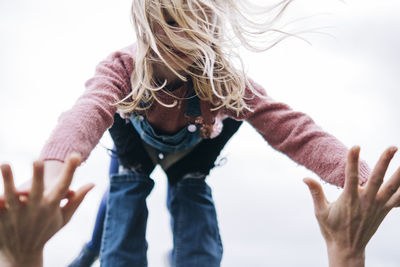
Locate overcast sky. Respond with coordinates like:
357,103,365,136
1,0,400,266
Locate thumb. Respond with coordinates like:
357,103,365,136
303,178,328,213
61,183,94,225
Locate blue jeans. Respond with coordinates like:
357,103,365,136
100,173,221,267
167,178,222,267
100,172,155,267
99,115,242,267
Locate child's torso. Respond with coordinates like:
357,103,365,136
142,83,191,135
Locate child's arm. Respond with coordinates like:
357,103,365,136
227,79,370,187
40,50,133,162
304,146,400,267
0,154,94,267
39,47,135,188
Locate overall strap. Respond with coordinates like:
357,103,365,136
199,100,215,139
184,79,215,139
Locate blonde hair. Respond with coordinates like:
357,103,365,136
117,0,294,114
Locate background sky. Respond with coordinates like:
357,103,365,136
1,0,400,266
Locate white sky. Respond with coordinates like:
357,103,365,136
1,0,400,266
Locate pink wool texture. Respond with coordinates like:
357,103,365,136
40,44,370,187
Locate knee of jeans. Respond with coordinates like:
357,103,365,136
118,162,152,176
175,175,212,191
167,173,206,200
167,167,211,186
168,172,206,194
110,171,154,187
182,172,206,180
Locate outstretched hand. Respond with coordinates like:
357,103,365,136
0,154,94,267
304,146,400,267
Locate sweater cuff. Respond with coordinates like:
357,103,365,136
39,143,76,162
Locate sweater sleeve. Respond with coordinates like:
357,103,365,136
226,79,370,187
39,51,134,162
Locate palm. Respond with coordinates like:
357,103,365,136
305,146,400,267
0,155,93,265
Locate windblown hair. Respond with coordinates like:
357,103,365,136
117,0,294,114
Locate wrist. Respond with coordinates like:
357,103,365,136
327,243,365,267
0,250,43,267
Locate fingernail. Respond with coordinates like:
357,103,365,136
33,161,44,168
70,152,82,158
69,152,82,165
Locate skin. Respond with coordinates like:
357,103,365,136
0,154,94,267
304,146,400,267
152,13,194,89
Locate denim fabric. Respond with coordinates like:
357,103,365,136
167,178,223,267
100,172,154,267
87,154,119,252
166,118,243,185
87,190,108,252
96,115,243,267
130,114,202,153
109,114,155,173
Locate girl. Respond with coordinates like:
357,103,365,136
38,0,370,266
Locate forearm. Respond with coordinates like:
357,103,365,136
235,80,371,187
327,244,365,267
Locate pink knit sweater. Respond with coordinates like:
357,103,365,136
40,44,370,187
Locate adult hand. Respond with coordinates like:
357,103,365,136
0,154,94,267
13,160,66,196
304,146,400,267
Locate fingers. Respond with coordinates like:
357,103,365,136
29,161,45,202
364,147,397,200
303,178,328,213
0,197,5,210
47,153,82,203
61,183,94,224
380,166,400,208
0,164,19,209
344,146,361,199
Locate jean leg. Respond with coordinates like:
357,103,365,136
108,152,120,176
164,118,242,267
87,189,109,252
87,155,118,253
167,178,222,267
100,172,154,267
100,114,156,267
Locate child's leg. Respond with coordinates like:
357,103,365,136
167,178,221,267
87,189,108,252
165,118,242,267
100,114,156,267
87,154,118,252
68,153,119,267
101,171,154,267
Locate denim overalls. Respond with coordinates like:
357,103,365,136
100,87,232,267
130,91,203,154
